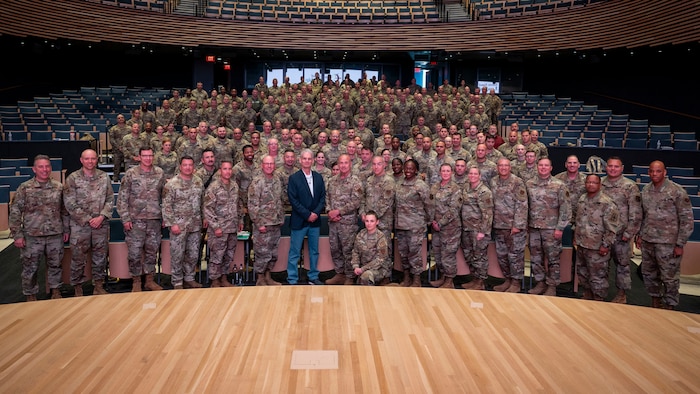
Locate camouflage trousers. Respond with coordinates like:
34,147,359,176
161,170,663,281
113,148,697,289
576,246,610,299
252,224,281,274
112,150,124,181
69,221,109,285
169,231,201,286
359,267,390,285
528,228,562,286
126,219,162,276
207,231,237,280
431,224,460,277
329,221,358,277
378,223,393,259
609,234,633,291
493,228,526,280
461,230,491,279
641,241,681,307
21,234,64,295
396,228,426,275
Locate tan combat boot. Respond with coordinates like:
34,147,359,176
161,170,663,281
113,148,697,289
493,278,511,292
506,279,521,293
132,276,142,292
264,271,281,286
429,276,445,288
582,288,593,300
651,297,663,308
93,279,108,295
144,274,163,291
439,276,454,289
51,288,62,299
210,277,221,288
74,284,83,297
462,278,484,290
400,272,412,287
343,277,356,285
543,285,557,296
528,281,547,295
610,289,627,304
220,275,234,287
183,280,202,289
410,274,422,287
256,272,267,286
325,273,345,285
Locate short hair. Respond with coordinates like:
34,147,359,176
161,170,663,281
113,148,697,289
138,146,152,155
364,210,379,220
405,158,419,171
179,155,194,164
33,154,51,165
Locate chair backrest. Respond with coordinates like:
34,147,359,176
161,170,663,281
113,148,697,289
0,175,31,192
0,158,28,168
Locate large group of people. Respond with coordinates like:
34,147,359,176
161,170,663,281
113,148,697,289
8,77,695,311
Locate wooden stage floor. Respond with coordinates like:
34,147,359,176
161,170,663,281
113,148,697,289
1,287,700,393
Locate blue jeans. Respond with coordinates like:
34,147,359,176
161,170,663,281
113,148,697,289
287,226,320,284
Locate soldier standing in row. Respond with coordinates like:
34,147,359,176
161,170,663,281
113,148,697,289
460,166,494,291
527,158,571,297
203,159,243,288
162,156,205,290
117,147,166,292
601,156,642,304
325,154,363,285
490,158,528,293
573,174,620,301
10,155,70,301
63,149,113,296
428,163,462,289
637,161,694,309
247,156,285,286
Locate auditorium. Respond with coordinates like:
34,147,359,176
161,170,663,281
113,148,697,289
1,0,700,392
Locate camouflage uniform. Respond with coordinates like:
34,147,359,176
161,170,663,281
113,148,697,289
116,166,166,276
63,168,113,286
360,172,396,244
10,177,69,296
526,175,571,286
211,138,235,167
233,160,259,232
639,179,694,307
490,174,528,281
393,101,415,136
375,111,397,134
181,107,202,128
203,177,243,280
516,164,537,184
601,175,642,291
431,181,462,278
574,191,620,298
154,151,178,179
121,133,145,169
498,142,519,161
412,150,436,180
555,171,587,221
352,229,391,285
162,175,204,287
426,155,455,186
466,158,497,185
326,173,363,277
395,176,433,276
109,123,130,180
155,107,177,128
352,161,373,183
248,174,286,275
177,139,204,165
461,180,494,280
275,164,298,213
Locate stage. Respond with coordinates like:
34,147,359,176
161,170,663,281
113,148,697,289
1,286,699,392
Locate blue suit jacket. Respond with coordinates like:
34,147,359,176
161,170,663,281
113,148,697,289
287,169,326,230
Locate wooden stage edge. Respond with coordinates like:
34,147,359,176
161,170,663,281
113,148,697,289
1,287,699,393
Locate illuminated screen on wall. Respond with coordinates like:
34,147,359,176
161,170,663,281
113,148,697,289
476,81,500,94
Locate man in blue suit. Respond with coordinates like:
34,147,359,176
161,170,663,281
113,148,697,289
287,148,326,285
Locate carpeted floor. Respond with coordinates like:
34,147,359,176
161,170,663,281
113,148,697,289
1,244,699,314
